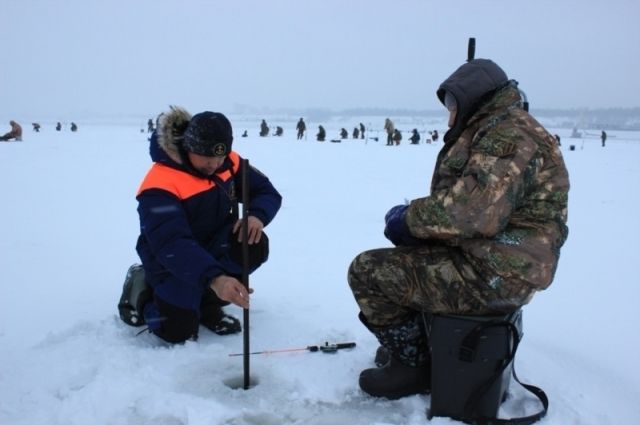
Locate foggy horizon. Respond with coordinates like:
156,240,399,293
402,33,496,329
2,0,639,119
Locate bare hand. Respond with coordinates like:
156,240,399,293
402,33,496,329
209,275,253,309
233,216,264,244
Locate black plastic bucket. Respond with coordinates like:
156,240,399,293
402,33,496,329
427,310,523,422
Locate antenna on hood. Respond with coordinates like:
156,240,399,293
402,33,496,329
467,37,529,112
467,37,475,62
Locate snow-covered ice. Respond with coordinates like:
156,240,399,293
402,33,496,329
1,118,638,424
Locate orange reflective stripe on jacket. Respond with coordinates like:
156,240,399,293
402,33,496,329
137,151,240,200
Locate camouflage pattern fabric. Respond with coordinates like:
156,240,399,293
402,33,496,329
349,84,569,326
348,245,533,327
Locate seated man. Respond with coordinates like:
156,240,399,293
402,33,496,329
259,119,269,137
409,129,420,144
119,107,282,344
392,129,402,145
316,125,326,142
0,120,22,141
348,59,569,399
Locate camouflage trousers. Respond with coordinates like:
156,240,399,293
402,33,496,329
348,245,533,327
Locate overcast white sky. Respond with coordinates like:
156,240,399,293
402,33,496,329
2,0,639,119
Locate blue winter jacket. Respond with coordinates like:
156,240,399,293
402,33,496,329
135,132,282,309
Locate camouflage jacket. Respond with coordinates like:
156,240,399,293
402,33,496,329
405,85,569,291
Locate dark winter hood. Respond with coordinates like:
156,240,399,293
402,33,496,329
437,59,509,143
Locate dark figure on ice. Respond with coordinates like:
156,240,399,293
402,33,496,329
360,123,365,139
70,122,78,132
296,118,306,140
147,118,154,133
601,130,607,147
241,130,248,138
431,129,439,142
340,128,348,139
392,129,402,145
317,125,326,142
118,107,282,344
56,122,62,131
348,59,570,399
32,123,41,132
384,118,395,145
0,120,22,141
274,126,283,137
409,129,420,144
259,119,269,137
353,127,360,139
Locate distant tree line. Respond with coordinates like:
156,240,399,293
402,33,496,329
529,107,640,131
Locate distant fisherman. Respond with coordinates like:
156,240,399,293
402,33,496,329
296,118,306,140
0,120,22,141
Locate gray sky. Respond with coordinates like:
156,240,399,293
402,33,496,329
2,0,639,119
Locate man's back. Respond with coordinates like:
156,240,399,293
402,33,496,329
407,84,569,291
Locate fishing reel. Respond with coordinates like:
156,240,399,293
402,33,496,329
308,342,357,354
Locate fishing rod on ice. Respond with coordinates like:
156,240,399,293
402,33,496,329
229,341,356,357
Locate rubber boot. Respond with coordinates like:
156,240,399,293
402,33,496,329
374,345,390,367
118,264,152,327
201,306,241,335
358,313,431,399
199,287,241,335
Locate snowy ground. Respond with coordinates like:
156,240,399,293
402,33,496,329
1,119,639,425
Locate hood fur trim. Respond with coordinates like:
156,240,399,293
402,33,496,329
156,106,192,164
